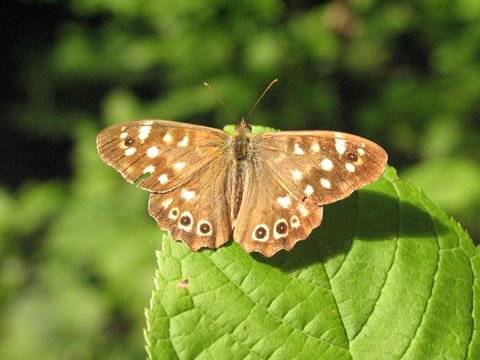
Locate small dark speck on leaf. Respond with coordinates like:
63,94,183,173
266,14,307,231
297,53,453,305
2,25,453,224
176,279,190,289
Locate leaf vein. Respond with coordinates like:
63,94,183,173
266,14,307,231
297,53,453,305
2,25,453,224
201,252,349,350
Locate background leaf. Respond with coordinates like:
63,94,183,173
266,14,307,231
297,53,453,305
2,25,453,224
145,166,479,359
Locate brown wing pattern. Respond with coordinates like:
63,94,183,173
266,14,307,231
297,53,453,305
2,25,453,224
98,120,387,257
254,130,387,206
233,155,323,257
97,119,233,251
233,130,387,257
148,155,233,251
96,120,228,192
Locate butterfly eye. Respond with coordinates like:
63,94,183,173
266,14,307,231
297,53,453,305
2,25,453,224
347,152,358,162
124,137,135,146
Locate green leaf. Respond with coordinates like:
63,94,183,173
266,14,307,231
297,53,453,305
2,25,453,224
145,160,479,359
401,158,480,241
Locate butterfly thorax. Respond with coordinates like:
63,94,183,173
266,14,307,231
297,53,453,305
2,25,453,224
231,118,252,160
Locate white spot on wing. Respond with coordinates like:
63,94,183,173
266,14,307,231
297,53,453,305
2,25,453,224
168,208,179,220
290,216,300,228
346,163,355,172
335,133,344,138
120,132,128,139
161,198,173,209
294,144,305,155
335,139,346,154
311,143,320,152
181,189,195,201
163,133,173,143
159,174,169,184
144,165,155,174
138,126,151,140
147,146,159,158
321,178,331,189
174,162,186,171
299,204,309,217
178,136,189,147
277,196,291,208
291,170,303,180
125,148,136,156
305,185,314,196
144,121,153,125
321,158,333,171
358,148,365,155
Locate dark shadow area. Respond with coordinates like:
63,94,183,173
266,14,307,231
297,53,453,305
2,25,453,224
0,126,73,191
254,189,450,271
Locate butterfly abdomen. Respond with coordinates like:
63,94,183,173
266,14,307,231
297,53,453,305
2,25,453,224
232,134,249,160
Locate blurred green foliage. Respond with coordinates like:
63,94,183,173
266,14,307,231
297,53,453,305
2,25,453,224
2,0,479,358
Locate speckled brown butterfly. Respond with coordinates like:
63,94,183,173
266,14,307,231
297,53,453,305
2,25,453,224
96,86,387,257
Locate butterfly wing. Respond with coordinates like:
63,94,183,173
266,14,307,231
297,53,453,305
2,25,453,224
234,130,387,257
97,120,234,250
96,120,229,192
148,154,234,251
233,156,324,257
254,130,387,205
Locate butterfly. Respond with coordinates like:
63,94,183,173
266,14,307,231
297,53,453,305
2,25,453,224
96,117,387,257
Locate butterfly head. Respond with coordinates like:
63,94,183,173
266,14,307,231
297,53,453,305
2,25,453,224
235,117,252,133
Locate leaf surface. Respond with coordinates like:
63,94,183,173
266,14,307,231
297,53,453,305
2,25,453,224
145,129,479,360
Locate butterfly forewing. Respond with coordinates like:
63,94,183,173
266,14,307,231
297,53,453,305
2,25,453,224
254,131,388,205
96,120,228,192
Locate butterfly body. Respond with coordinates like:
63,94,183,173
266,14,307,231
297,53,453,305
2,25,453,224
97,118,387,257
228,119,254,222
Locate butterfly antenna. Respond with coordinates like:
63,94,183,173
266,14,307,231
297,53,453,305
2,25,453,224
203,82,237,122
246,79,278,120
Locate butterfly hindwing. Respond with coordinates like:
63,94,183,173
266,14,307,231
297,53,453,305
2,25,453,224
148,155,233,251
233,155,324,257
